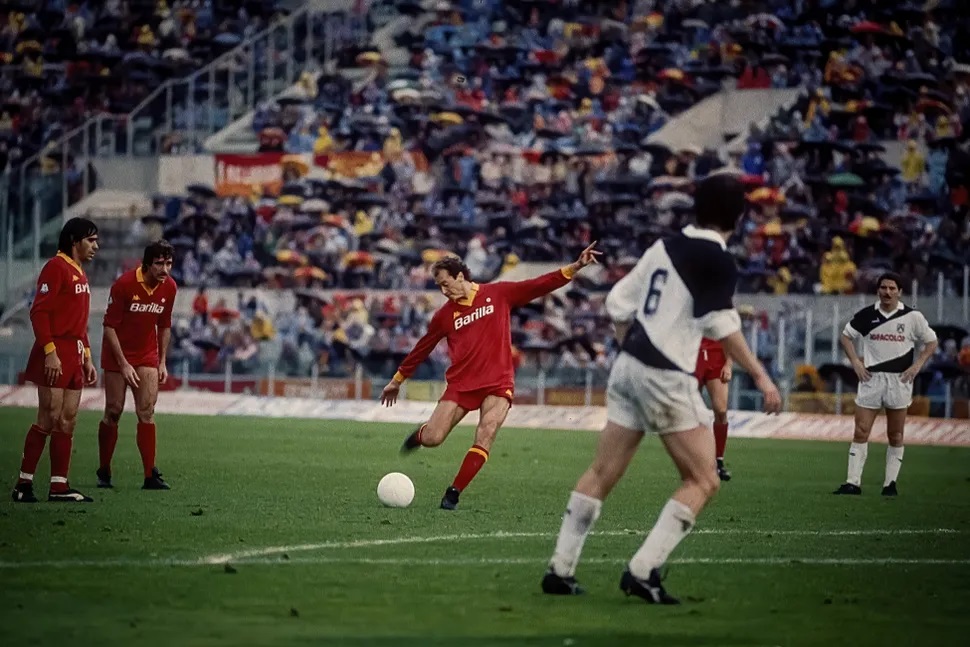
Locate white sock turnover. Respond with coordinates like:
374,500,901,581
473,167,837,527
549,491,602,578
628,498,696,579
885,445,904,486
846,442,868,486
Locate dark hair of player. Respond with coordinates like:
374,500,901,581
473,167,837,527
431,256,472,281
142,240,175,268
57,217,99,255
876,272,903,291
694,171,746,232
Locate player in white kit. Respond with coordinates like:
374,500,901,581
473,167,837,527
834,272,938,496
540,172,782,604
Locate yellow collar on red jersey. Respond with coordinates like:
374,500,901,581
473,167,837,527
56,252,83,274
456,282,479,307
136,266,161,296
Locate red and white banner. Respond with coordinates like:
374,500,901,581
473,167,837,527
214,153,288,197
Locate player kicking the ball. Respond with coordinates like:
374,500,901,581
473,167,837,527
12,218,99,503
381,243,601,510
695,337,733,481
96,240,178,490
541,173,781,603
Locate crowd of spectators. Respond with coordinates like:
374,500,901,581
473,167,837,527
5,1,970,403
122,0,970,305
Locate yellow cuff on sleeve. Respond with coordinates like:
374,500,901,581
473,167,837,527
84,347,92,359
393,371,406,384
560,265,576,279
43,342,56,355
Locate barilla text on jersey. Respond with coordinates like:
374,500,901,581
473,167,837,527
454,305,494,330
129,302,166,315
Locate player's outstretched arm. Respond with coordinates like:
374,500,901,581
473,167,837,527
719,331,782,413
381,317,445,407
505,242,602,307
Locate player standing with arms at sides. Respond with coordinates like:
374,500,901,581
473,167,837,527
12,218,99,503
833,272,937,496
97,240,178,490
695,337,733,481
381,244,601,510
541,173,781,603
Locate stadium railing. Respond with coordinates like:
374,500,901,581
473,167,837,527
0,351,965,420
0,5,370,305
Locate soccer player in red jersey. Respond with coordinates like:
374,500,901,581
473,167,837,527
381,243,601,510
97,240,178,490
12,218,99,503
694,337,733,481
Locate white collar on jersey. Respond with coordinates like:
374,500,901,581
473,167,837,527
874,301,904,318
682,225,727,250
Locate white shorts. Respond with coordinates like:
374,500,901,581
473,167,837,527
606,353,713,435
855,372,913,410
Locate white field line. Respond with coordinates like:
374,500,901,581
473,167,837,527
3,556,968,569
0,528,962,570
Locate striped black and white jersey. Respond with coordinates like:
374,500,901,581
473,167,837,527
605,225,742,373
842,302,937,373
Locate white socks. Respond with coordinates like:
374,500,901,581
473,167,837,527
885,445,905,486
846,442,868,486
628,498,696,579
549,491,602,577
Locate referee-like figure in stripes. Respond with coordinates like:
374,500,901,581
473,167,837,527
834,272,938,496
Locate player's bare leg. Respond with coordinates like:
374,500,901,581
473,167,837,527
545,420,644,594
441,395,511,510
400,399,468,453
97,371,127,488
834,406,879,495
882,408,906,496
12,386,62,502
134,367,168,490
48,388,93,502
621,424,721,604
706,378,731,481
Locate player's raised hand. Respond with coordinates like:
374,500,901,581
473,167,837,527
121,362,140,388
44,351,62,386
381,381,400,407
575,242,602,268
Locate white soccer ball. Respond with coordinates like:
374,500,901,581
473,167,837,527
377,472,415,508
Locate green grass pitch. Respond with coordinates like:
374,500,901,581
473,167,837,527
1,407,969,646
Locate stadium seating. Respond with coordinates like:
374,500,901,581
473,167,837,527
3,0,969,411
124,0,968,301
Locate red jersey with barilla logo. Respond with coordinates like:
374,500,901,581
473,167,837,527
102,267,178,369
395,269,574,391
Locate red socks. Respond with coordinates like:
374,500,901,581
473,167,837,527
98,421,119,471
714,422,729,460
451,444,489,492
136,422,157,478
18,424,50,484
49,432,73,493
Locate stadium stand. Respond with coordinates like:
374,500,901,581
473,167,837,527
0,0,967,415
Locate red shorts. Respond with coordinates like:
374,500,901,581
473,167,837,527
694,345,727,384
442,384,514,411
101,349,159,372
24,338,85,390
